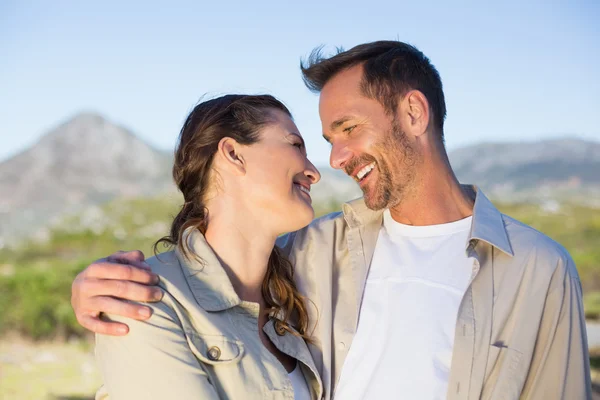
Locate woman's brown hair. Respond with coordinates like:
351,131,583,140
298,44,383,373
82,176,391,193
155,94,311,339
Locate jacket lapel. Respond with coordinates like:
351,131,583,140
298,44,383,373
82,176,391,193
343,198,383,314
263,319,323,399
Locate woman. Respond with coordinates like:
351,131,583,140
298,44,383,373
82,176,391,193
95,94,323,399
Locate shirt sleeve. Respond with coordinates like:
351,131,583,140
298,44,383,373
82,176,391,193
95,297,220,400
521,254,592,399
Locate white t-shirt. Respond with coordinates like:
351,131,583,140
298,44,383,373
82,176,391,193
334,209,474,400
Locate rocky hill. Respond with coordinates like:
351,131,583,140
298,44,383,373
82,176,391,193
0,113,173,244
449,138,600,203
0,112,597,245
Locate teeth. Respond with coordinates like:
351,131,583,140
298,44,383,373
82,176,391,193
356,163,375,180
296,184,310,195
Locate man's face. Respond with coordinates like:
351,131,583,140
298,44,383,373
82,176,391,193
319,65,418,210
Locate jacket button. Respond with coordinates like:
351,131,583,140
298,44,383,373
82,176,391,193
207,346,221,360
338,342,346,351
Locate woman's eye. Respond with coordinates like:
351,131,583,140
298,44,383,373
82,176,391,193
293,142,303,149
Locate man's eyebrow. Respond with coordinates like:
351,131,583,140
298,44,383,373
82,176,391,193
323,116,355,143
329,116,353,131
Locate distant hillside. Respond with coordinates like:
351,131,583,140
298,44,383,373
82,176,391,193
0,113,173,245
449,138,600,204
314,137,600,206
0,112,597,246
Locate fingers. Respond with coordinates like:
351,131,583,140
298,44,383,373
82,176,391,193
84,279,163,302
107,250,150,270
79,313,129,336
71,250,162,336
75,295,158,337
86,261,159,285
92,296,155,320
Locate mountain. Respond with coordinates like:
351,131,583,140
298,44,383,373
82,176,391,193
0,112,598,246
448,138,600,204
0,113,173,245
313,138,600,206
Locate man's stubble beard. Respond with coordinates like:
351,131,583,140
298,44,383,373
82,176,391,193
363,122,418,211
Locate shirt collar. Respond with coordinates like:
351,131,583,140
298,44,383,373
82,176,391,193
342,197,383,228
176,228,242,312
468,186,514,256
341,185,514,256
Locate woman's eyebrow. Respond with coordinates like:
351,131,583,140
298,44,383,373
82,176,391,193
287,132,306,148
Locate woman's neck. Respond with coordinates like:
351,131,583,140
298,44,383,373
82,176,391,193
203,200,276,305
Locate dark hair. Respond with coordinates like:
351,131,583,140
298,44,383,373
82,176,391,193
301,40,447,137
155,94,311,339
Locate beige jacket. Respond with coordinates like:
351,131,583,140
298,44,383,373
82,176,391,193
97,186,591,399
95,231,323,400
276,186,591,399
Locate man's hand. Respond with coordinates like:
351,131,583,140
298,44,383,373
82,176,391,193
71,250,163,336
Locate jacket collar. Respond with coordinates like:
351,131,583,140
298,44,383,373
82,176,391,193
341,185,514,256
263,320,323,399
342,196,383,229
467,186,514,256
176,228,242,312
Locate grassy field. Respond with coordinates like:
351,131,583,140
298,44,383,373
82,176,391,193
0,195,599,398
0,337,99,400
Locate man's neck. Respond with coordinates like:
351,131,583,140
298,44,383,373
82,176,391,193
389,147,474,226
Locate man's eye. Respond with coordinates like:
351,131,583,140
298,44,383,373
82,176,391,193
293,142,303,149
343,125,357,133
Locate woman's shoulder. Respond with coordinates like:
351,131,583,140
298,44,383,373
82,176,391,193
145,251,195,308
143,250,237,339
147,251,183,281
146,250,180,273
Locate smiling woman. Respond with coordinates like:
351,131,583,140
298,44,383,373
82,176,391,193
94,94,323,400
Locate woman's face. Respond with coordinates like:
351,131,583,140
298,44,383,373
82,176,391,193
241,109,321,234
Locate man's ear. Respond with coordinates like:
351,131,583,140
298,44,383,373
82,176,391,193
398,90,430,137
216,137,246,176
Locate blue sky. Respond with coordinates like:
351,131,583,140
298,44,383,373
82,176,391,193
1,0,598,166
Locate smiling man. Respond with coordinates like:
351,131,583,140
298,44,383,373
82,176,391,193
71,41,591,399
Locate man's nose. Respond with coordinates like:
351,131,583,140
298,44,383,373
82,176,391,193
330,143,353,170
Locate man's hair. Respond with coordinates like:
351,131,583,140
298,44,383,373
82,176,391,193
301,40,447,137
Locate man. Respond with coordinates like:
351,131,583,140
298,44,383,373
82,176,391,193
71,41,591,399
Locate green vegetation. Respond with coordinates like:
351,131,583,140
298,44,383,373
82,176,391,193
1,196,600,399
0,196,181,339
498,203,600,291
1,196,599,340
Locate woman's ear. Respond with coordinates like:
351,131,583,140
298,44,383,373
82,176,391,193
216,137,246,176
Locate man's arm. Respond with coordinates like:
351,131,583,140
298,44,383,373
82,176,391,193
76,230,298,337
71,250,163,335
521,254,592,399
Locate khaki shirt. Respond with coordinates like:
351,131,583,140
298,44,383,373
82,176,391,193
95,231,323,400
276,186,591,399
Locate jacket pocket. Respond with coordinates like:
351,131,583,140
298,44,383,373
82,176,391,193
483,344,524,400
187,332,245,365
